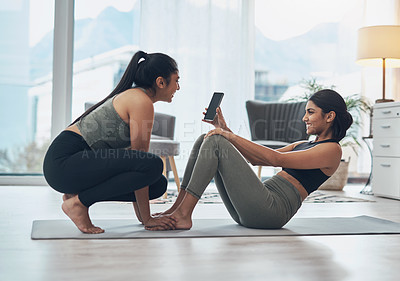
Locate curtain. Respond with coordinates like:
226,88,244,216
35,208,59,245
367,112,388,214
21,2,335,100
139,0,255,174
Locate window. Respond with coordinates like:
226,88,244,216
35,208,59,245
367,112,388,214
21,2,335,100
254,0,373,177
5,0,388,181
0,0,54,174
71,0,140,120
254,0,364,102
68,0,254,177
3,0,253,180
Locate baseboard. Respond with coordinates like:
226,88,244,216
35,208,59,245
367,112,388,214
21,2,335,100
0,175,47,186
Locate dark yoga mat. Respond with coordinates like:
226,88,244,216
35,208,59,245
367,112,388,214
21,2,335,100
31,216,400,240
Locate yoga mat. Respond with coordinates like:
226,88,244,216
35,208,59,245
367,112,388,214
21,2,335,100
31,216,400,240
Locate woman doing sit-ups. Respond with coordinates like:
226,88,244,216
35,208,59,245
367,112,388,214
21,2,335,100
155,89,353,230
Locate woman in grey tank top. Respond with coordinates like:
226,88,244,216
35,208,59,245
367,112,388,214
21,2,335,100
43,51,180,233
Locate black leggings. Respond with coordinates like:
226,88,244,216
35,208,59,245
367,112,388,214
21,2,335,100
43,131,167,207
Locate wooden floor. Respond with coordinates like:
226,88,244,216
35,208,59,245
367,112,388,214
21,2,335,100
1,183,400,281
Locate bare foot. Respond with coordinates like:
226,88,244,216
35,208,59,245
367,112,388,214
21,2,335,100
152,207,174,217
170,209,193,230
61,196,104,234
153,189,187,217
62,193,76,201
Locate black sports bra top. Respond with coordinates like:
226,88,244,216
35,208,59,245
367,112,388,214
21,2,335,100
282,139,339,194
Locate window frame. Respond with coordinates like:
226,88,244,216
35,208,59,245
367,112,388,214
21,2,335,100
0,0,74,185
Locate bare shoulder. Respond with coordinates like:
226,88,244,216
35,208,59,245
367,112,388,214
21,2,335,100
116,88,152,106
113,89,153,121
318,142,342,175
317,141,342,165
321,141,342,153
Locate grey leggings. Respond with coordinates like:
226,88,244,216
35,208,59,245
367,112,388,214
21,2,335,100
181,134,302,229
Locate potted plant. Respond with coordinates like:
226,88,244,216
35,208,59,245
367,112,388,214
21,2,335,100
286,78,372,190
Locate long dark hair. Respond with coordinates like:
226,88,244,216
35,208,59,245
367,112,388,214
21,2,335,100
309,89,353,142
70,50,178,125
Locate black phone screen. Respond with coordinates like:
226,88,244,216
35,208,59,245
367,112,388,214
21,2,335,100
204,92,224,121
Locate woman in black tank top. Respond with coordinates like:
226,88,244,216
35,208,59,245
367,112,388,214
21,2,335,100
155,89,354,230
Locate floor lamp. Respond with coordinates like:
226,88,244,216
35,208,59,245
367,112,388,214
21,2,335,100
356,25,400,103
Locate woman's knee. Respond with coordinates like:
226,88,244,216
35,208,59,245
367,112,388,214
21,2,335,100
149,176,168,199
205,134,229,144
201,134,232,154
147,154,164,178
193,133,206,148
193,134,231,153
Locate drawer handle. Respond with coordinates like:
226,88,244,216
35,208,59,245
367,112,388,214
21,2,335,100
380,144,391,148
382,110,392,114
380,125,391,129
380,164,391,168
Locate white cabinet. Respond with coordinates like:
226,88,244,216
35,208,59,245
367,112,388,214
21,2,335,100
372,102,400,200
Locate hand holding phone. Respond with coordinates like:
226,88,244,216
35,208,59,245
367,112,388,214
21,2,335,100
203,92,224,121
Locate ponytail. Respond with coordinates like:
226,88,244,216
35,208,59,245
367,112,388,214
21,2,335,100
110,50,148,97
70,50,178,126
309,89,353,142
332,111,353,142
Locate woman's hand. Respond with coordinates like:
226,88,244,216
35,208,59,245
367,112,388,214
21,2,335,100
202,107,230,131
204,127,233,140
144,215,177,231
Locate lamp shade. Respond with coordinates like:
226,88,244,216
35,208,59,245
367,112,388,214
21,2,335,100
357,25,400,68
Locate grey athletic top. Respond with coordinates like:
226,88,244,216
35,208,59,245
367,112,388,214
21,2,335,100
76,97,131,150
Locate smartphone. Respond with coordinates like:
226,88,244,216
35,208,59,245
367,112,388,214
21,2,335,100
204,92,224,121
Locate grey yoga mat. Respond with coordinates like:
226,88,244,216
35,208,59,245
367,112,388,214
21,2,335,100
31,216,400,240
